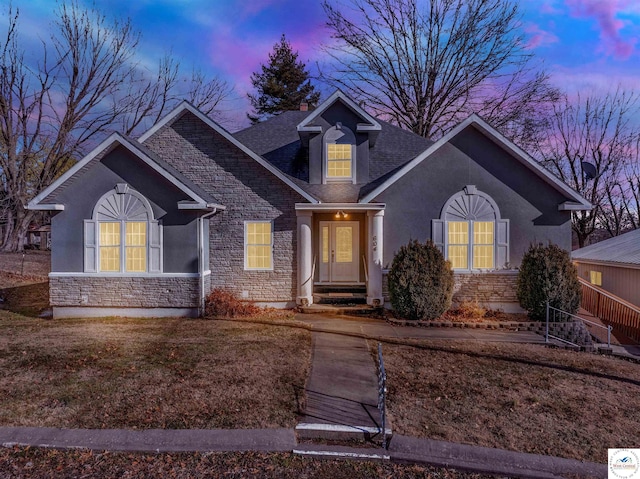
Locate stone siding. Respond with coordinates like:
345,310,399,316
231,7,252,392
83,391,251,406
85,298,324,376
143,112,306,302
452,271,519,305
383,270,520,309
50,276,200,308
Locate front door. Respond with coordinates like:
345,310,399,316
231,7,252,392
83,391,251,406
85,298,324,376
319,221,360,283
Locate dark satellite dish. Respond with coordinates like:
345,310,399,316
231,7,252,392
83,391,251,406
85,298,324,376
581,161,597,181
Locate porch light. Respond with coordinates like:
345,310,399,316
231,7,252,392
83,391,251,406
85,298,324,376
335,210,349,219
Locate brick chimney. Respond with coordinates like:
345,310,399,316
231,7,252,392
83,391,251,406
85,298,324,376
299,102,308,112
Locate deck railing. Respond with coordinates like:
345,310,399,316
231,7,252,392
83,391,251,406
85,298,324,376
579,278,640,343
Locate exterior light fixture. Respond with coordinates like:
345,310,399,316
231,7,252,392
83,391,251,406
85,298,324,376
335,210,349,219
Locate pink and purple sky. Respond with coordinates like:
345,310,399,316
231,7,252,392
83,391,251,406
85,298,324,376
12,0,640,130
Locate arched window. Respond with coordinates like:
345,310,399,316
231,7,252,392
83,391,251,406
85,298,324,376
432,186,509,270
84,184,162,273
323,123,355,182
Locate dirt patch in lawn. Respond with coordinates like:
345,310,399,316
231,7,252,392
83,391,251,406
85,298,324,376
0,251,50,279
382,340,640,464
0,252,50,316
0,447,491,479
0,315,310,429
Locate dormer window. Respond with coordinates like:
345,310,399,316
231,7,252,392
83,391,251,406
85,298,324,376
327,144,352,179
324,124,355,183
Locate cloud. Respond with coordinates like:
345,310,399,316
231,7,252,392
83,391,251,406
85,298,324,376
564,0,637,58
524,23,560,49
539,1,563,15
550,64,640,95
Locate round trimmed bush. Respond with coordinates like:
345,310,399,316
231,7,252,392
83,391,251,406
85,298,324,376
517,242,581,321
388,240,454,320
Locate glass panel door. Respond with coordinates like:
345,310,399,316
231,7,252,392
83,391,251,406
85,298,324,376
318,221,360,283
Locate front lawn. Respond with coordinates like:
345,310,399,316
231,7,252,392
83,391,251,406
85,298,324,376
0,313,310,429
383,340,640,464
0,448,491,479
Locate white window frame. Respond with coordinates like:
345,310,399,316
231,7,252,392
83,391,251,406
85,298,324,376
97,220,149,273
432,186,509,271
323,124,356,184
446,220,495,270
244,220,274,271
84,185,162,274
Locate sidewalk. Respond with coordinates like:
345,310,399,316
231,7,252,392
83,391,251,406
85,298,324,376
0,426,607,478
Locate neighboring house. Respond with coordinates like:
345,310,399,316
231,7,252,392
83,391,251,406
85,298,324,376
28,90,591,318
572,228,640,307
25,224,51,250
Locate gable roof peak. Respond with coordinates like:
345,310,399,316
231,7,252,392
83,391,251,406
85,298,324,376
296,89,382,134
360,113,592,210
27,132,224,212
137,99,319,204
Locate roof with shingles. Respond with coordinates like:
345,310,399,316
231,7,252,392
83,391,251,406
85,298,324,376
572,229,640,266
233,111,433,203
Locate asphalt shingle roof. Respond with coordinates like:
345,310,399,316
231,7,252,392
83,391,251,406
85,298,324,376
572,229,640,266
233,110,433,203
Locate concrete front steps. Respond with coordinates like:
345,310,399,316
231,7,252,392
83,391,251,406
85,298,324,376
299,285,382,315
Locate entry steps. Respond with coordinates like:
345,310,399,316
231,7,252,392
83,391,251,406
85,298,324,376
313,285,367,305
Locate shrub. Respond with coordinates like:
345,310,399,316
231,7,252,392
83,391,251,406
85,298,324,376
448,300,487,319
388,240,454,320
517,243,581,321
204,288,261,318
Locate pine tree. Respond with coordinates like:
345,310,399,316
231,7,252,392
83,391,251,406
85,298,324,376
247,34,320,123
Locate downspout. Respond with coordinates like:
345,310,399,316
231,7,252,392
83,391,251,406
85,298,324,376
199,207,219,316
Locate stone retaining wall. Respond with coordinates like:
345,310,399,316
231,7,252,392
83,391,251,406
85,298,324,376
383,270,521,311
50,275,200,308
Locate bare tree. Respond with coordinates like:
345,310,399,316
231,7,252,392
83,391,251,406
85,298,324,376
118,56,233,135
535,89,640,248
623,138,640,230
0,2,232,251
321,0,559,145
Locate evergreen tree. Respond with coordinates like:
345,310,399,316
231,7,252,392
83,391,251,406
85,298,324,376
247,34,320,123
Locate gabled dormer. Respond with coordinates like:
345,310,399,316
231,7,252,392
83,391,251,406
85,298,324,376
297,90,381,185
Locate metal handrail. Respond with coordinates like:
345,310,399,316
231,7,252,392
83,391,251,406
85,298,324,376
546,302,612,348
377,343,388,449
362,255,369,285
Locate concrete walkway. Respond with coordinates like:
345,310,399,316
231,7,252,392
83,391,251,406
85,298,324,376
301,332,379,429
295,312,548,343
0,426,607,478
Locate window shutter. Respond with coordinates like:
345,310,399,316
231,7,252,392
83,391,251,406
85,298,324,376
149,220,162,273
496,219,509,268
84,220,97,273
431,219,445,254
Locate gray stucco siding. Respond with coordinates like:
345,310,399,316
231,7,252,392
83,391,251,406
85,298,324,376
307,101,371,185
143,112,308,302
50,145,200,274
376,134,572,268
